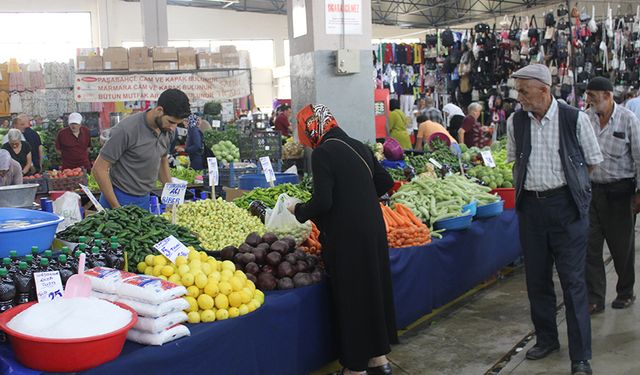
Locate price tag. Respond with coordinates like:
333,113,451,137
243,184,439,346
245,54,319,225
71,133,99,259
79,184,105,212
171,177,188,184
259,156,276,185
480,150,496,168
161,183,187,205
207,157,219,187
428,158,443,169
34,271,64,303
211,120,221,128
153,235,190,264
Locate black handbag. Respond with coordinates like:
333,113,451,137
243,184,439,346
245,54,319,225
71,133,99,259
425,34,438,46
545,13,556,27
574,52,585,67
557,4,569,17
557,19,569,30
475,23,491,33
441,28,454,47
528,15,540,40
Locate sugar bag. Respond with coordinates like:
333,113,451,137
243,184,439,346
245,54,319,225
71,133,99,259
117,275,187,304
85,267,137,294
134,311,188,334
126,324,190,346
118,298,189,318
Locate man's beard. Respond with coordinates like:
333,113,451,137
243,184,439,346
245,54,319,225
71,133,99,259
155,117,172,133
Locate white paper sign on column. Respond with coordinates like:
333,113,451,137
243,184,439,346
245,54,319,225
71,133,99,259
161,183,188,205
480,150,496,168
259,156,276,184
34,271,64,303
207,157,219,187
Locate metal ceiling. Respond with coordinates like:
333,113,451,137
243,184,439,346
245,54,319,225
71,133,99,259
156,0,555,29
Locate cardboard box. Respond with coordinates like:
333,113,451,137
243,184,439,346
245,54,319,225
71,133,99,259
197,53,212,69
103,47,129,70
129,47,154,72
153,61,178,71
153,47,178,62
219,45,237,54
178,47,196,70
76,56,103,72
77,48,100,57
222,52,240,68
223,187,249,202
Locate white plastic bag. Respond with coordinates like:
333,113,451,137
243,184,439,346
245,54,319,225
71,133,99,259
126,324,190,346
265,194,312,246
118,297,190,318
53,191,82,232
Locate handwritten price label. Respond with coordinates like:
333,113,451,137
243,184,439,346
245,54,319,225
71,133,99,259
34,271,64,303
153,235,190,264
79,184,105,211
207,157,219,187
161,183,187,205
259,156,276,184
480,150,496,168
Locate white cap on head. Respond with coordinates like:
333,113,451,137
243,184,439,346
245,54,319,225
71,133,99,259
68,112,83,125
0,149,11,170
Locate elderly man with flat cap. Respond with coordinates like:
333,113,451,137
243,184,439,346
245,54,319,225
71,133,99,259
584,77,640,315
506,64,603,375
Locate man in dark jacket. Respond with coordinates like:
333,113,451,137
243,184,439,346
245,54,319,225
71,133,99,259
506,64,603,375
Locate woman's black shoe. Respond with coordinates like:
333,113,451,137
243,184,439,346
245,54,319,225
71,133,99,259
367,363,392,375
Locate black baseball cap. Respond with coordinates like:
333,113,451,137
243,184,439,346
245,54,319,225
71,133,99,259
157,89,191,119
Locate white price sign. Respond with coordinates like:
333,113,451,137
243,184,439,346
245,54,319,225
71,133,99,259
480,150,496,168
207,157,219,187
79,184,104,212
259,156,276,184
153,235,190,264
34,271,64,303
428,158,443,169
161,183,187,205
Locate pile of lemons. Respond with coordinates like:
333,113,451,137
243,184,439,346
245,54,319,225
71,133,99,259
136,247,264,323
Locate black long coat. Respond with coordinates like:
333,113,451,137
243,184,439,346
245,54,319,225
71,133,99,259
295,127,397,370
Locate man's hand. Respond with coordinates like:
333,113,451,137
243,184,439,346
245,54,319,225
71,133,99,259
633,193,640,214
450,143,462,157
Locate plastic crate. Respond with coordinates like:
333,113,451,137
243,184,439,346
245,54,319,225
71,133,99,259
23,176,48,194
46,172,88,191
238,131,282,160
203,163,259,188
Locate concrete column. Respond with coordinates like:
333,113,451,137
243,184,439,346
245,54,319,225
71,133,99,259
287,0,374,143
97,0,113,48
140,0,168,47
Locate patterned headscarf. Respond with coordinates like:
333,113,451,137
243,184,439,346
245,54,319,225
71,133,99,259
296,104,339,148
187,114,199,129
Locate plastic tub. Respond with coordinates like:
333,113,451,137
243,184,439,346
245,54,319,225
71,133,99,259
0,301,137,373
476,200,504,219
491,188,515,209
433,213,473,231
461,201,477,217
0,208,63,257
238,173,298,190
0,184,38,208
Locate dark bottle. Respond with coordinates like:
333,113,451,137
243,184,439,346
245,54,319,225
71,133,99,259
91,232,104,247
78,236,88,245
43,250,57,268
30,246,41,265
23,255,37,301
24,255,36,273
248,200,268,223
9,250,20,267
57,255,74,286
94,239,104,253
61,246,72,257
2,258,12,274
106,242,125,270
88,246,107,268
110,236,119,245
13,262,32,305
0,268,15,312
38,258,53,273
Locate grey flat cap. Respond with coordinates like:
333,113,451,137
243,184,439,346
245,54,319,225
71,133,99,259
511,64,552,86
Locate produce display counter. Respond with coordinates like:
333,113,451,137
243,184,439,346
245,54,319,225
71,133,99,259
0,210,521,375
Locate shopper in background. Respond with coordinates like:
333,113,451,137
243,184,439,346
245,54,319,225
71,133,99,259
460,102,491,147
14,114,43,173
584,77,640,314
414,114,457,152
626,91,640,121
93,89,191,209
274,104,293,137
185,114,205,170
290,104,397,375
1,119,8,129
2,129,32,175
388,98,412,150
420,96,444,124
507,64,602,375
443,103,466,141
55,112,91,171
0,149,23,186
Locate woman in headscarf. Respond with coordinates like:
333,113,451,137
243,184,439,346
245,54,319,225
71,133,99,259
289,104,397,375
2,129,32,175
388,99,412,150
0,149,22,186
184,114,205,170
443,103,466,141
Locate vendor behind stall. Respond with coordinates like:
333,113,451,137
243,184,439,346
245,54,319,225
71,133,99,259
2,129,32,175
414,115,457,151
0,149,22,186
55,112,92,171
92,89,191,209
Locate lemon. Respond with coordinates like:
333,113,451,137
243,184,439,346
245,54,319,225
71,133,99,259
254,290,264,304
175,256,188,266
199,251,209,262
157,275,168,281
204,281,219,297
208,271,221,284
228,307,240,318
188,250,199,261
229,277,244,292
216,261,223,271
154,255,167,267
201,263,212,276
207,258,218,268
186,285,200,298
151,264,162,276
234,270,247,280
220,269,234,281
181,273,195,287
245,280,256,292
161,265,174,277
169,274,182,284
195,273,208,289
218,281,232,296
214,294,229,309
200,309,216,323
178,264,190,276
238,304,249,316
240,289,252,304
145,254,155,266
144,266,155,276
221,260,235,272
187,311,201,323
215,308,229,321
247,300,258,312
137,262,147,273
228,292,242,308
184,296,198,313
197,294,214,310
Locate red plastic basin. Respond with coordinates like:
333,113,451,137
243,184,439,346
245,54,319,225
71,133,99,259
0,301,138,372
491,188,515,209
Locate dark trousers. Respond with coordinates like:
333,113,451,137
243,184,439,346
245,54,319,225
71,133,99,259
518,190,592,361
587,180,636,306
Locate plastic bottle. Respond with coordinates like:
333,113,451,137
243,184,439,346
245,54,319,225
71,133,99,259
43,250,57,268
0,268,15,312
23,255,37,301
2,258,12,274
38,258,53,273
78,235,87,245
61,246,72,257
12,262,32,305
9,250,20,267
106,242,125,270
24,255,36,273
30,246,41,265
57,255,74,286
88,246,107,268
92,232,104,247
